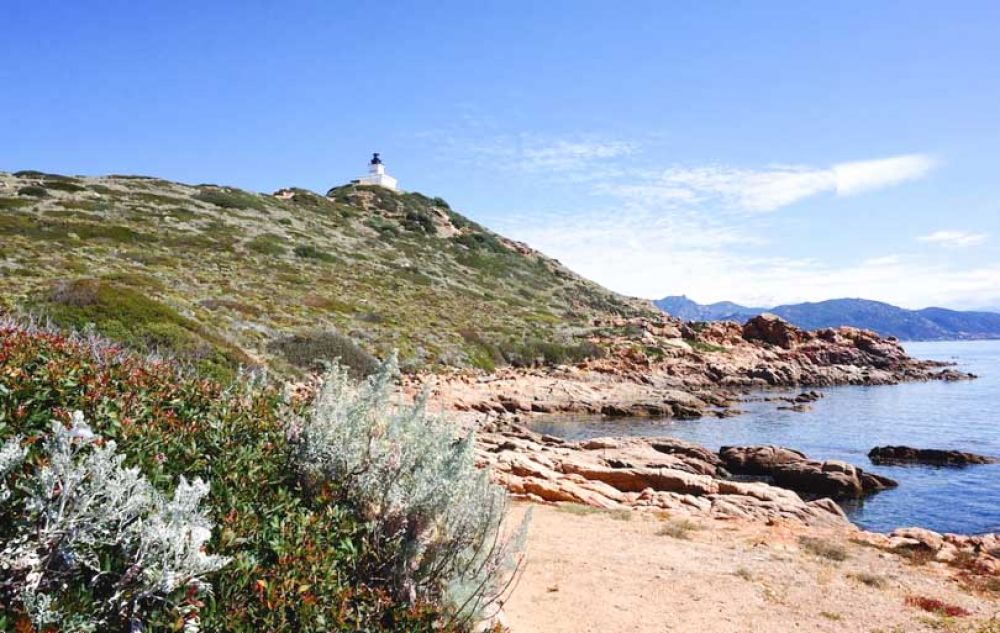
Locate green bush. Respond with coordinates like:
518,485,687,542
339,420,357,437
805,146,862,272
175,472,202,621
194,186,267,211
246,233,288,255
36,279,250,380
41,179,87,193
497,337,606,367
268,330,379,378
294,243,339,262
0,320,464,631
0,197,32,210
16,185,48,198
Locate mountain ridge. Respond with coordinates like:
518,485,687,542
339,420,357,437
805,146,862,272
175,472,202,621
655,295,1000,341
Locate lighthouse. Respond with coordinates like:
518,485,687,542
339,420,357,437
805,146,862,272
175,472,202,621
354,152,399,191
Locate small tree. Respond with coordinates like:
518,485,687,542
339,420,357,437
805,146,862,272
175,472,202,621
291,355,527,625
0,412,228,632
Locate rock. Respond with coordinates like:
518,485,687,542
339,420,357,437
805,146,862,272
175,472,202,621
720,445,898,499
741,314,803,349
868,446,997,466
719,445,807,476
891,527,945,551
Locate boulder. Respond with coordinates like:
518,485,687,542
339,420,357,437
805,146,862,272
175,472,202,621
720,445,898,499
741,314,804,349
868,446,997,466
719,445,807,476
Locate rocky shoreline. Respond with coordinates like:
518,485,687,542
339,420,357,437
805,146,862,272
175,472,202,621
411,314,973,421
474,419,1000,582
419,316,997,587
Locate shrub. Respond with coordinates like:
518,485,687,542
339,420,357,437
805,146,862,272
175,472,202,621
41,179,87,193
17,185,48,198
294,243,339,262
0,197,33,209
497,337,606,367
292,356,527,624
849,572,888,588
0,413,227,631
657,518,702,540
403,209,438,234
37,279,250,380
268,330,378,378
246,233,287,255
904,595,971,617
0,319,468,631
194,186,267,211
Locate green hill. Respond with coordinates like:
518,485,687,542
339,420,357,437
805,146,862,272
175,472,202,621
0,170,655,377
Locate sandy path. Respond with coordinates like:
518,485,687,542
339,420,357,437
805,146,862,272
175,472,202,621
502,503,997,633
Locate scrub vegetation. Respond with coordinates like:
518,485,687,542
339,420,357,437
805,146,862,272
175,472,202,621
0,318,523,631
0,171,654,376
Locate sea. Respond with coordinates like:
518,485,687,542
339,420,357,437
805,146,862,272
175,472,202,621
529,340,1000,535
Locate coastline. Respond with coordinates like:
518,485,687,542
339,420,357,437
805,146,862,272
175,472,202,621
406,324,1000,630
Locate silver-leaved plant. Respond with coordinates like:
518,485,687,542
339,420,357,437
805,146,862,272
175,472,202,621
292,354,527,625
0,411,229,632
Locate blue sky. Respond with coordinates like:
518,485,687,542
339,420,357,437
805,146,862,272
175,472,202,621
3,1,999,309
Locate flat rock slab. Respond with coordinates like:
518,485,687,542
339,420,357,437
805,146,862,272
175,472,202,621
869,445,998,466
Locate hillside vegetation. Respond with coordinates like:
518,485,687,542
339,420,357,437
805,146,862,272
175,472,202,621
0,170,654,377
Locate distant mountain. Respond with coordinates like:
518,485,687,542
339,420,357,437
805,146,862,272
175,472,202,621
654,296,1000,341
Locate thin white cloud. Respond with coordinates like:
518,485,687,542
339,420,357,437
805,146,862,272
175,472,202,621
916,230,988,247
520,140,637,171
617,153,938,213
833,154,937,196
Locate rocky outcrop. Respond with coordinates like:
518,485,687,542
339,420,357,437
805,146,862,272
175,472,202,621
720,445,898,499
476,422,849,527
742,313,803,349
856,528,1000,578
413,314,972,421
868,446,997,466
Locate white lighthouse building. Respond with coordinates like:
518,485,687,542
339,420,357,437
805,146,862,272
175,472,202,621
354,152,398,191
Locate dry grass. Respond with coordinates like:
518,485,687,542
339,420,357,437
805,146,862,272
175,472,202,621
658,518,702,540
848,571,889,589
798,536,848,562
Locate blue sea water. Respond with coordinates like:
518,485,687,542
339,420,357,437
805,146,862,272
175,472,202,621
529,340,1000,534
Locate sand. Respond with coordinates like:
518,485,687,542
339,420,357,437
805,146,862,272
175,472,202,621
501,503,997,633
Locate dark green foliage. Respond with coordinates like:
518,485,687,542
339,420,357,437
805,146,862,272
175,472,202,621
268,330,379,378
460,330,605,369
404,209,438,234
0,324,459,631
35,279,250,380
294,243,339,262
0,197,32,209
13,170,73,179
497,337,606,367
194,186,267,211
0,213,155,244
16,185,48,198
41,179,87,192
366,215,401,237
246,233,288,255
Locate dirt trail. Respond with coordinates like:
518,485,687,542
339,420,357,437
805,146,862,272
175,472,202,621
502,503,997,633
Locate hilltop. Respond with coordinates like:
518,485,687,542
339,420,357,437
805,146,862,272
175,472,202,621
0,170,654,377
656,295,1000,341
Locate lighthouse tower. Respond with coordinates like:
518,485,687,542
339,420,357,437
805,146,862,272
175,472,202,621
355,152,398,191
